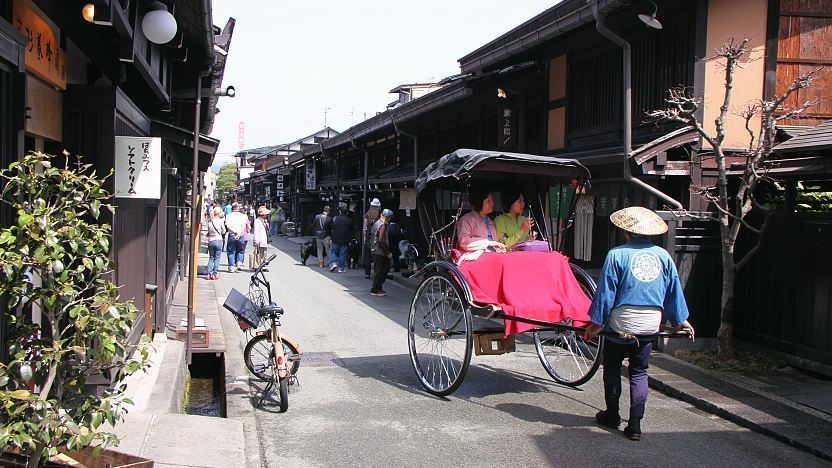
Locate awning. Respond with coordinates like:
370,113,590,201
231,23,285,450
151,120,219,172
774,120,832,154
630,127,698,165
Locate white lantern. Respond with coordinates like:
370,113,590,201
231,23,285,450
142,3,177,44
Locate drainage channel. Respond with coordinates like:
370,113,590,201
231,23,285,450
186,353,227,417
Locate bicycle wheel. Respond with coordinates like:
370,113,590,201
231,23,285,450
408,272,473,396
278,375,289,413
533,263,603,386
244,334,300,381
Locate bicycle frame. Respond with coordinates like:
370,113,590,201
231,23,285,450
271,315,289,379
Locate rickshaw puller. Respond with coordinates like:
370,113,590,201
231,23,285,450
583,206,694,441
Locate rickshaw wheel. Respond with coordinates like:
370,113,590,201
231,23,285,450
533,264,604,386
408,272,473,396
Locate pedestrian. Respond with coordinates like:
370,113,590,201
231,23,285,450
583,206,694,441
240,205,251,270
313,206,333,268
252,206,270,270
370,209,394,296
363,198,382,278
205,206,226,280
386,212,402,272
224,201,232,215
269,205,282,237
329,207,353,273
224,202,247,272
248,205,255,220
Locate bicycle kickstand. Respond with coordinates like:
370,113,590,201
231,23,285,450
256,381,274,408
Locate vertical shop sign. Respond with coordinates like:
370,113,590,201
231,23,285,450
305,163,316,190
115,137,161,199
498,105,515,150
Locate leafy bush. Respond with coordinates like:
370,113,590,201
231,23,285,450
0,152,149,466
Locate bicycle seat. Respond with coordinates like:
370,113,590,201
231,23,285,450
257,303,284,317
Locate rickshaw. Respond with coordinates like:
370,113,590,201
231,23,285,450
407,149,684,397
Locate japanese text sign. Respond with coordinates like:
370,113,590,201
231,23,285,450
13,0,66,89
115,136,161,199
305,163,316,190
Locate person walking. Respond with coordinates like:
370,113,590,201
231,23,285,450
329,207,353,273
386,212,402,272
370,209,393,296
224,203,247,272
269,205,282,238
363,198,382,278
252,206,270,269
224,201,232,215
314,206,333,268
583,206,694,441
240,205,251,270
205,206,226,280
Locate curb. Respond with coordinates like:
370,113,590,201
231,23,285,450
648,354,832,462
145,338,187,414
209,268,264,468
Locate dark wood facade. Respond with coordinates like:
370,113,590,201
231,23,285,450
0,18,25,363
0,0,231,350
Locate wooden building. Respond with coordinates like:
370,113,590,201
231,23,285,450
277,0,831,365
0,0,234,358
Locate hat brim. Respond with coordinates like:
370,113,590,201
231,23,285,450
610,207,668,236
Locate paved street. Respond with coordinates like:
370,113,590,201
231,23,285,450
215,237,826,467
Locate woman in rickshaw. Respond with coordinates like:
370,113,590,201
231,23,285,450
455,186,507,262
494,188,536,249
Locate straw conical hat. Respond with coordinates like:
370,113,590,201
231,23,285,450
609,206,668,236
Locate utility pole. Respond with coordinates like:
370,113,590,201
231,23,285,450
324,107,332,128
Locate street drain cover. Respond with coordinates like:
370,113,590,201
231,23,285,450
301,352,344,368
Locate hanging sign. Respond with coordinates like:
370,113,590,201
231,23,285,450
114,136,161,199
13,0,66,89
305,163,316,190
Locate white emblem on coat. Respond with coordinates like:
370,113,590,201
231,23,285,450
631,251,662,282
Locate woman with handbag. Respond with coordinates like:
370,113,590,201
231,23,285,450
252,206,270,270
205,207,226,280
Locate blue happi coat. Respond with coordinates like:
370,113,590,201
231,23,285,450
588,239,689,330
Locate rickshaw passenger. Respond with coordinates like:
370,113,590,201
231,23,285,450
494,189,536,249
455,187,506,262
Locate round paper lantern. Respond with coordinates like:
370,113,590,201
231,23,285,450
142,7,177,44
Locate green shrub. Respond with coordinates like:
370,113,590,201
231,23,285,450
0,152,149,467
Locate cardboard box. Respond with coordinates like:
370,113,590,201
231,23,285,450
474,333,515,356
176,318,209,348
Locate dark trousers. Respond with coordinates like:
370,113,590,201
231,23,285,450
363,241,372,276
602,339,652,420
371,254,390,292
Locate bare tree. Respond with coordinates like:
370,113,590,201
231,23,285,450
647,38,820,359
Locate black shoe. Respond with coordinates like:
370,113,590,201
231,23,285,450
624,426,641,441
595,410,620,430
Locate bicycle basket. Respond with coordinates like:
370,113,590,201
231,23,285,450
223,288,260,329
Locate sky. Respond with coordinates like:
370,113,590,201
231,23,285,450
208,0,560,171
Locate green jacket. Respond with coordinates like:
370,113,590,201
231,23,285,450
494,213,529,249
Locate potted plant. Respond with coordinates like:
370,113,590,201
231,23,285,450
0,152,149,467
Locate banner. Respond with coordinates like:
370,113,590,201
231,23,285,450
114,137,161,199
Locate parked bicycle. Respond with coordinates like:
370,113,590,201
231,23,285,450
223,254,302,412
280,221,297,237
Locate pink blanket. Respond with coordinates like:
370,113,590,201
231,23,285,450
458,251,592,336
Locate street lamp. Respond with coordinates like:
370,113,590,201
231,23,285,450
142,1,177,44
